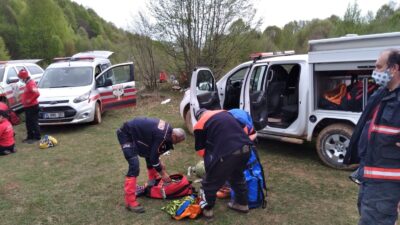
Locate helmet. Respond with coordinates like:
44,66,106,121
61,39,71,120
39,135,58,149
18,69,29,80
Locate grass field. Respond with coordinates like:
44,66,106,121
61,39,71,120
0,89,360,225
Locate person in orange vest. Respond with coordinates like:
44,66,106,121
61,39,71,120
18,69,41,144
0,106,15,156
194,109,253,218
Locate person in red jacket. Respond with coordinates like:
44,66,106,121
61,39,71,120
0,108,15,155
18,69,41,144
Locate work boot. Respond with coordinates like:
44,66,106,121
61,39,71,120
202,208,214,218
124,177,145,213
227,201,249,213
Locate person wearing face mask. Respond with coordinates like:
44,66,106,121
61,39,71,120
344,49,400,225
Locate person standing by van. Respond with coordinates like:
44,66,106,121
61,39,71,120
18,69,41,144
344,49,400,225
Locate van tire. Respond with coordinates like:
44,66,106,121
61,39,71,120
93,102,102,124
316,124,354,170
184,109,194,134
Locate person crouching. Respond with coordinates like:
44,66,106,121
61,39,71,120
0,109,15,156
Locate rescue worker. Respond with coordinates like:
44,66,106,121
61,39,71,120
116,117,186,213
344,49,400,225
194,109,253,218
18,69,41,144
0,107,15,156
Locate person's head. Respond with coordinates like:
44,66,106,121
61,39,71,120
171,128,186,144
373,49,400,90
195,108,208,120
0,110,8,121
18,69,29,80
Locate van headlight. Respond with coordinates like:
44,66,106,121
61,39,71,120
73,91,91,103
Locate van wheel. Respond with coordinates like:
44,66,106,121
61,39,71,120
184,109,194,134
93,103,102,124
316,124,354,170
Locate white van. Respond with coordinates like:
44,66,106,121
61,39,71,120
38,51,136,125
180,32,400,169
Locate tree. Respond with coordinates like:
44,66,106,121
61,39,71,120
128,13,160,90
0,36,10,60
18,0,75,61
148,0,257,83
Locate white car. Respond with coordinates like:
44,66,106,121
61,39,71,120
0,59,44,110
38,51,136,125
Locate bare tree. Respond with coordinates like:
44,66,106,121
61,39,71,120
128,13,160,90
149,0,258,82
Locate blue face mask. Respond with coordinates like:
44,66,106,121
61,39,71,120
372,69,392,87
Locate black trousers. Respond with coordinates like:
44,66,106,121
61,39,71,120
0,144,15,155
24,105,40,140
202,146,251,209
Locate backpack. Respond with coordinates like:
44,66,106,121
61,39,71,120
228,109,268,209
341,80,379,112
144,174,194,199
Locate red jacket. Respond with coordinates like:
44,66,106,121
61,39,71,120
21,78,40,108
0,119,14,147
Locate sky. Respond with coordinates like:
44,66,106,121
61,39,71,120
70,0,393,31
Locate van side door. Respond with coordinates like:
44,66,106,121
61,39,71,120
95,62,135,111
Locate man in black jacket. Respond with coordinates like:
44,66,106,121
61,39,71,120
194,109,253,218
344,49,400,225
116,117,186,213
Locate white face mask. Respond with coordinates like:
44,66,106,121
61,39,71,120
372,69,392,87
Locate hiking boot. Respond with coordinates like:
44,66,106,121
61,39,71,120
126,205,145,213
26,139,39,144
202,208,214,218
22,138,31,143
227,201,249,213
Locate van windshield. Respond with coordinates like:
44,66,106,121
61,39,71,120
39,67,93,88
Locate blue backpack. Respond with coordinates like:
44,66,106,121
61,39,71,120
229,109,268,209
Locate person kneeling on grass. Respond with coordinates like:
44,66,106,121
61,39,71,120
194,109,253,218
0,108,16,156
116,117,186,213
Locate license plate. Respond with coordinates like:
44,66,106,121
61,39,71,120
44,112,65,119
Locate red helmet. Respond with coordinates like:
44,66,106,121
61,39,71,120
18,69,29,80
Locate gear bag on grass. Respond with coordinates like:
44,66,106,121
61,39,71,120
228,109,268,209
144,174,194,199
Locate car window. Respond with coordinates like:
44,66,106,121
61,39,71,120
6,67,18,80
39,67,93,88
26,65,43,75
16,66,26,73
0,66,4,82
249,65,267,93
113,65,132,84
197,70,215,91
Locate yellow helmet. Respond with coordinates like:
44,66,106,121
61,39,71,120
39,135,58,149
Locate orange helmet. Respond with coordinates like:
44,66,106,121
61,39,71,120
18,69,29,80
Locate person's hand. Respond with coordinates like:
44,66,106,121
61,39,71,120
161,171,172,183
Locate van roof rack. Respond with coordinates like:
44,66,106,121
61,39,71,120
250,50,295,61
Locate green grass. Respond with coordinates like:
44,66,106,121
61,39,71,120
0,89,359,225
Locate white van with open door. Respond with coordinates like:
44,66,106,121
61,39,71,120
184,32,400,169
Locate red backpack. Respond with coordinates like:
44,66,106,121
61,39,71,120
145,174,194,199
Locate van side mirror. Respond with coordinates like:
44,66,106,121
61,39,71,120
7,78,19,84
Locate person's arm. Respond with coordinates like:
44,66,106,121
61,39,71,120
25,81,40,104
149,134,171,183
